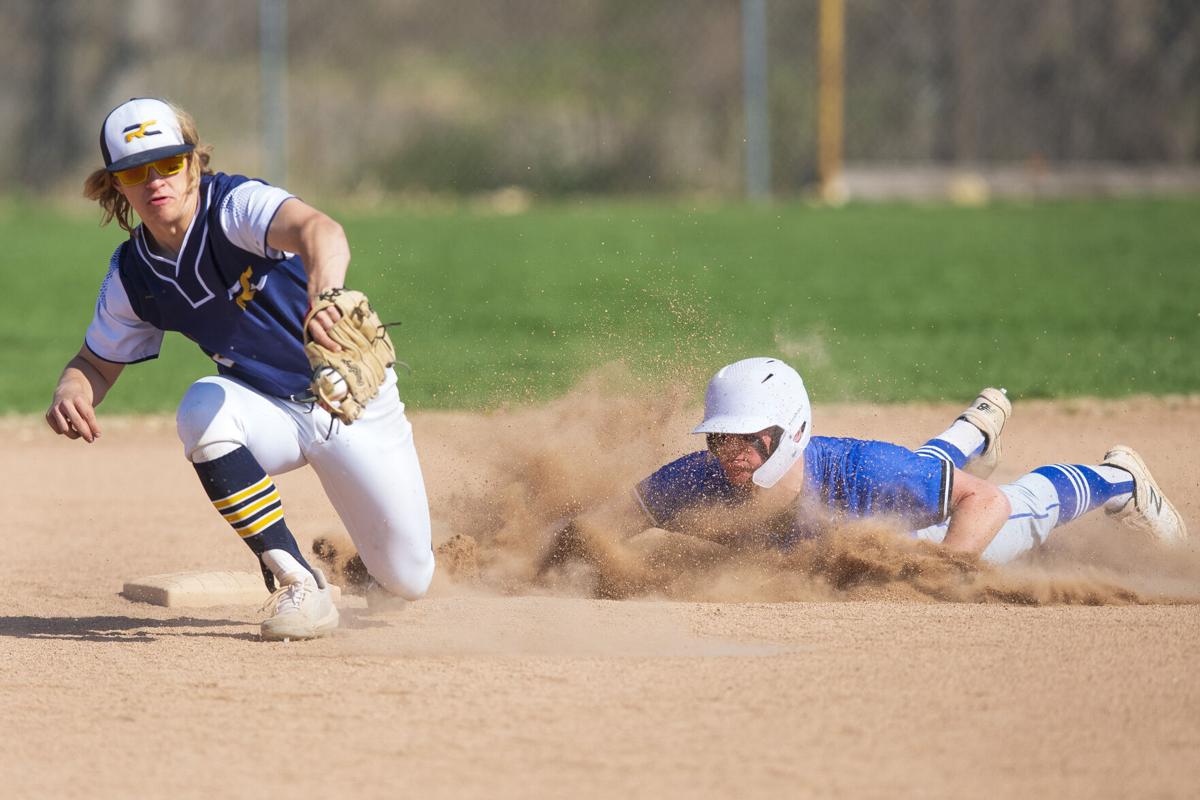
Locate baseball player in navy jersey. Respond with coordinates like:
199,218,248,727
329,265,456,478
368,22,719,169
46,98,434,640
628,357,1187,562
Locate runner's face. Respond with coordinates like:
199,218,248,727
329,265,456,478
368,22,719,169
708,429,774,487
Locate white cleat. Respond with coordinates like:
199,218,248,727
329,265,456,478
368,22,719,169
1101,445,1188,544
260,568,339,641
959,387,1012,479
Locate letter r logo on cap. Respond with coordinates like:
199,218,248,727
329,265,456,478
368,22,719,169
123,120,161,142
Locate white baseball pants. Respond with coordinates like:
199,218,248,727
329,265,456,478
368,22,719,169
913,472,1069,564
175,369,434,598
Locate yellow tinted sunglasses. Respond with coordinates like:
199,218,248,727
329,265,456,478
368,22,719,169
113,154,188,186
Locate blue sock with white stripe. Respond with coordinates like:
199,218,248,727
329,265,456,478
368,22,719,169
1031,464,1135,525
192,447,314,589
916,420,986,470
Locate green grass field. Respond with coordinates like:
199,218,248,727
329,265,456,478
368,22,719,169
4,196,1198,414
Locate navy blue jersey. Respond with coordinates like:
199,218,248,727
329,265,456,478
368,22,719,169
635,436,952,546
86,172,311,398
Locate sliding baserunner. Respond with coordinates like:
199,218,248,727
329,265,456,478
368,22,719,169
629,357,1185,562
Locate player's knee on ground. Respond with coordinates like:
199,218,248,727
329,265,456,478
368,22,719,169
176,378,245,462
364,543,435,600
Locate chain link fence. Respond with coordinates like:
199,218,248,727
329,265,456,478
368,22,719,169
3,0,1198,200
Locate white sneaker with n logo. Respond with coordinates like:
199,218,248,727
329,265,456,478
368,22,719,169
261,568,340,641
1101,445,1188,544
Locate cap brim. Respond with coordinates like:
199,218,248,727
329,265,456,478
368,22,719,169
106,143,194,172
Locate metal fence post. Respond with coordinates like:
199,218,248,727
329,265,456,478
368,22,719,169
260,0,288,187
742,0,771,199
818,0,845,203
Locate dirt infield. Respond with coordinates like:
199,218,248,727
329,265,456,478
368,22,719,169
2,387,1198,799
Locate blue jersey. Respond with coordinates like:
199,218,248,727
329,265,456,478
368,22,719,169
87,172,311,399
634,436,952,547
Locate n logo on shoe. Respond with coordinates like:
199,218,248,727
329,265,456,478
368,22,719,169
1147,487,1164,515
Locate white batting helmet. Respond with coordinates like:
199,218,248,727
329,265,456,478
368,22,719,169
692,357,812,489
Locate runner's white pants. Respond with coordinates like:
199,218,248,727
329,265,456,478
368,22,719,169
175,369,434,598
914,472,1064,564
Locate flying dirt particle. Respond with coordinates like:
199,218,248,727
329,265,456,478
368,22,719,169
436,534,481,582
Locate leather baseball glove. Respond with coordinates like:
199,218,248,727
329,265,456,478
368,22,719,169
303,288,396,424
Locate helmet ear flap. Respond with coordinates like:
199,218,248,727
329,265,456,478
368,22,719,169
752,405,811,489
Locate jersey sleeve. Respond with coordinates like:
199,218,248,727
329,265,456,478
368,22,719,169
217,180,295,259
857,441,952,527
634,451,741,529
84,246,165,364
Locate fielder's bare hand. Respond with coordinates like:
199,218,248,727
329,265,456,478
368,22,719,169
46,392,100,442
45,349,123,444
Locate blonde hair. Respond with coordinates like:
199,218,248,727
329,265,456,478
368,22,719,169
83,102,214,234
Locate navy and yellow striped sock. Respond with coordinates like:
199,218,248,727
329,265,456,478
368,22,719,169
192,447,313,587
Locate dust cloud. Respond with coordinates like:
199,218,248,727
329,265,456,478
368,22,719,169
336,366,1200,606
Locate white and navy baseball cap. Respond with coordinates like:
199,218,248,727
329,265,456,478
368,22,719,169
99,98,194,172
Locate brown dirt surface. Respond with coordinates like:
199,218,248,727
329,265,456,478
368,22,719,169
2,381,1199,799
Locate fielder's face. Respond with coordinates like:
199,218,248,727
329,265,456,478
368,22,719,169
115,156,195,233
707,428,775,487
